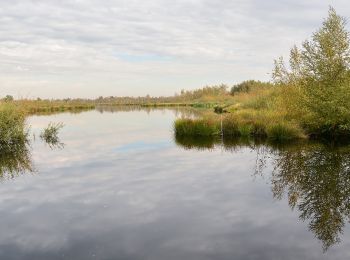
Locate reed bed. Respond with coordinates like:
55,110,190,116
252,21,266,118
0,103,28,152
174,112,305,142
16,100,96,114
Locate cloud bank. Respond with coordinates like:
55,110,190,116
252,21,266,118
0,0,349,98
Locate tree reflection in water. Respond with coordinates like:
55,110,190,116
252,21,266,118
175,135,350,251
0,144,34,180
268,142,350,251
0,131,65,180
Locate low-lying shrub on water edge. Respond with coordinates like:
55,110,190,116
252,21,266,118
174,114,306,142
0,103,66,152
0,103,28,152
24,103,95,114
238,124,253,137
266,122,305,142
40,122,65,148
174,118,220,137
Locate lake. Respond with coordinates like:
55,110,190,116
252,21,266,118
0,107,350,260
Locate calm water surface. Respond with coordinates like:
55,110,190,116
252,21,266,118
0,107,350,260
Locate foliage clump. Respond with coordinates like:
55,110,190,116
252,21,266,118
174,115,305,141
40,122,64,148
230,80,273,96
266,122,305,142
3,95,14,102
0,103,28,152
174,118,219,137
273,7,350,137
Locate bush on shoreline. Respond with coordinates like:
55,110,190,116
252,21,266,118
174,118,220,137
273,7,350,137
174,116,305,142
175,8,350,142
0,103,28,152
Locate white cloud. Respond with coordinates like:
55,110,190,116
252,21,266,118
0,0,349,98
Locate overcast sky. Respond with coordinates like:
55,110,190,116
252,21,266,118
0,0,349,98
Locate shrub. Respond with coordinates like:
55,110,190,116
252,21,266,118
40,122,64,148
273,7,350,136
174,118,219,136
267,122,305,142
222,115,240,136
230,80,273,96
0,103,28,152
238,124,253,137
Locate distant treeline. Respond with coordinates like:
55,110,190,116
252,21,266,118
1,80,273,106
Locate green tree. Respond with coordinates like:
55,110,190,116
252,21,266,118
230,80,272,96
3,95,14,102
273,7,350,136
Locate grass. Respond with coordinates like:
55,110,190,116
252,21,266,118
0,103,28,152
13,99,219,114
266,122,305,142
238,124,253,137
16,100,96,114
0,103,33,178
174,83,311,142
0,101,66,154
40,122,65,148
175,101,306,142
174,118,220,137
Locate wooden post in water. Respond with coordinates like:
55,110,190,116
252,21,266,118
220,113,223,136
214,105,224,138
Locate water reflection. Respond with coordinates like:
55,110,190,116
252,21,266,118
0,144,33,180
41,138,65,150
96,105,203,118
28,108,93,116
175,135,350,251
0,125,66,179
39,123,65,150
269,143,350,251
2,109,350,259
174,135,219,150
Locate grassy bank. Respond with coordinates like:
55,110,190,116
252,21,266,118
0,100,71,152
174,115,305,142
175,9,350,142
174,81,306,142
12,100,218,114
175,118,220,137
16,100,96,114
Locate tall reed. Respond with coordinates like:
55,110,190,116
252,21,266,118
0,103,28,152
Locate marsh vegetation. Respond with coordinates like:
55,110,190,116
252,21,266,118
175,8,350,141
0,103,28,152
0,103,64,173
40,122,65,149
